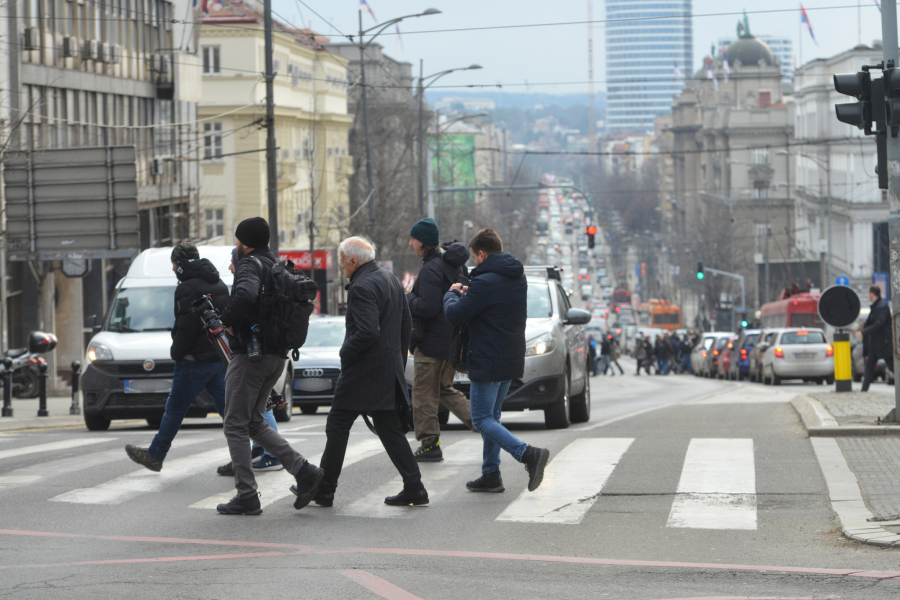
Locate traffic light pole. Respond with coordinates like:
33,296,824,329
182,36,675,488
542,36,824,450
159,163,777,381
881,0,900,422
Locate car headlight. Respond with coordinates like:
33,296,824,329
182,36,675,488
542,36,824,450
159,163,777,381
87,341,113,361
525,333,557,356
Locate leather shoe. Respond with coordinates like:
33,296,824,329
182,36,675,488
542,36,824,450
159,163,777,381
292,461,324,510
384,487,429,506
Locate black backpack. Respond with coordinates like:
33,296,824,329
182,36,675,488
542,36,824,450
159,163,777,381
254,258,318,359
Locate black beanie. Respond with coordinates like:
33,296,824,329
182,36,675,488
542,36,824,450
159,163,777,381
235,217,270,248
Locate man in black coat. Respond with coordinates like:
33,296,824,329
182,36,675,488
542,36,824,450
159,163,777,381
444,228,550,494
862,285,894,392
125,242,230,472
311,236,428,508
407,217,475,462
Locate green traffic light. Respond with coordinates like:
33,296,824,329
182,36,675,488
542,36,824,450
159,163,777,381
697,272,704,280
741,320,749,327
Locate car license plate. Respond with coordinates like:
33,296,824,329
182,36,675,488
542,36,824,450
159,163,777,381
294,378,332,392
124,379,172,394
795,352,816,359
454,372,470,383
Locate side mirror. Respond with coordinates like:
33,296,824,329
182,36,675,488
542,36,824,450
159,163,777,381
84,315,102,335
565,308,592,325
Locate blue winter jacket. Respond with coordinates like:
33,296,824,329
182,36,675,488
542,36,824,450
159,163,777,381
443,252,527,383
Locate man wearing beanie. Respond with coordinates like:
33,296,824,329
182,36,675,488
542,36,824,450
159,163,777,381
125,242,230,472
407,218,475,462
215,217,323,515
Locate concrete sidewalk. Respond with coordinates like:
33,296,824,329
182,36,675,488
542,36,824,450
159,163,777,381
0,393,85,432
793,390,900,547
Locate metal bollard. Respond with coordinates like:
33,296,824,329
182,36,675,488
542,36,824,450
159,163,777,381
37,361,48,417
70,361,81,415
833,331,852,393
1,358,12,417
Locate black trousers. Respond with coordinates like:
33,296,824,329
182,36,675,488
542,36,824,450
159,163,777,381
862,353,895,392
319,408,423,495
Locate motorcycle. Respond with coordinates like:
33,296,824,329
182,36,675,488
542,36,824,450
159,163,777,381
1,332,58,398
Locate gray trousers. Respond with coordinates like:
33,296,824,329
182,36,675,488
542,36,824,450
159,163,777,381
224,354,307,498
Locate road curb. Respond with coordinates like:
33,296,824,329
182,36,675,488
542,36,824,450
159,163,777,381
790,394,900,436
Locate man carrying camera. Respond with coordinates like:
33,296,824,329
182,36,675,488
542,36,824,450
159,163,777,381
125,242,230,472
406,217,475,462
443,228,550,494
216,217,322,516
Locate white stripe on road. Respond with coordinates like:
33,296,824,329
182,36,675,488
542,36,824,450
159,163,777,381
50,446,231,505
189,437,385,510
337,439,484,519
496,438,634,525
0,437,114,461
666,438,757,530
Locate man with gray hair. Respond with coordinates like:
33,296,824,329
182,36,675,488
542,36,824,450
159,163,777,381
294,236,428,508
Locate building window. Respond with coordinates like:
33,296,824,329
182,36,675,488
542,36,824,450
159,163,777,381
751,148,769,165
205,209,224,238
202,46,220,75
203,122,222,159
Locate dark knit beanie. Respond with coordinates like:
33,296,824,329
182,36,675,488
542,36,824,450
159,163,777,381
170,241,199,264
409,217,440,247
235,217,270,248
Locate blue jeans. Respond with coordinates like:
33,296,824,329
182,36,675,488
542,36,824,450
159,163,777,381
599,355,613,375
148,360,226,462
679,354,691,373
660,358,671,375
469,380,527,474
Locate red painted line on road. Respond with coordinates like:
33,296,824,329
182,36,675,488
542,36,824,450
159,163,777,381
0,551,290,569
340,570,423,600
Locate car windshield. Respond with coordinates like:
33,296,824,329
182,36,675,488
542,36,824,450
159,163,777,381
107,288,175,333
743,333,760,346
527,282,553,318
781,331,826,344
305,320,346,347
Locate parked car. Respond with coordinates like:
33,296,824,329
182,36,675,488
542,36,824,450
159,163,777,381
703,335,733,378
290,317,346,414
761,328,834,385
690,334,718,375
80,246,293,431
851,338,894,384
750,329,779,382
728,329,762,380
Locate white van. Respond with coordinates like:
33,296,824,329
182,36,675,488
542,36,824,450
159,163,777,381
80,246,292,430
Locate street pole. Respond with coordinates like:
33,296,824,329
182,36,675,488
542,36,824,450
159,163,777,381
881,0,900,421
358,12,376,246
764,192,770,303
825,150,832,284
263,0,279,252
417,60,425,219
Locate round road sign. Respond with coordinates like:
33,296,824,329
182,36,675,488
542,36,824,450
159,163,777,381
818,285,861,328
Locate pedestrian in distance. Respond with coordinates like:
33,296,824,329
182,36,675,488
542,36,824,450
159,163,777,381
587,335,598,376
406,217,476,462
306,236,429,508
216,217,322,516
609,335,625,375
599,335,614,376
444,228,550,494
125,242,230,473
861,285,894,392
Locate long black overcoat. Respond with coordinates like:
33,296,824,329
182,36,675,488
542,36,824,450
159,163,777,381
863,297,893,362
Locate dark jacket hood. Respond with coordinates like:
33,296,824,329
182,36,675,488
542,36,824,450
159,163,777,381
472,252,523,280
176,258,220,284
441,242,470,269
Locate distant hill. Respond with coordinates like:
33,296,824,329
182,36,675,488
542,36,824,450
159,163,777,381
425,90,606,112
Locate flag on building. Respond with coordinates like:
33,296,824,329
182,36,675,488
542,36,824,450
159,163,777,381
874,0,881,12
395,23,403,50
800,4,818,46
706,57,718,91
360,0,377,22
674,59,682,79
722,46,730,83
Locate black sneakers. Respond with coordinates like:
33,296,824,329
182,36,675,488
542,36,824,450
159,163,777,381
292,461,325,510
413,441,443,462
216,492,262,515
314,490,334,507
521,445,550,492
216,461,234,477
384,487,429,506
125,444,162,472
466,470,505,493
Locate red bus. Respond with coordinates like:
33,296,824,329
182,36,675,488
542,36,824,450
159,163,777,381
612,287,631,306
759,291,824,329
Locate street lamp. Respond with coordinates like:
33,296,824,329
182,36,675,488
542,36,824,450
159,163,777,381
418,63,482,218
777,149,831,283
356,7,441,247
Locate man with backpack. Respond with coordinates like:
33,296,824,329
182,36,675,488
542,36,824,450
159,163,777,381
406,218,475,462
215,217,322,516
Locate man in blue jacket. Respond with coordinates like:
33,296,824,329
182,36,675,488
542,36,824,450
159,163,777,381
443,228,550,494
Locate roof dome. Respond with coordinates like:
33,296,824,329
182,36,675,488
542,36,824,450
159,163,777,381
725,35,777,67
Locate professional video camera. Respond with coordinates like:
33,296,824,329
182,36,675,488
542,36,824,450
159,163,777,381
191,295,287,412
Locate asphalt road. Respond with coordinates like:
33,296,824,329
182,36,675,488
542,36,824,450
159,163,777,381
2,369,900,599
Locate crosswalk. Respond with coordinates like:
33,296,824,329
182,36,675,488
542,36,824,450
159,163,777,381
0,430,764,530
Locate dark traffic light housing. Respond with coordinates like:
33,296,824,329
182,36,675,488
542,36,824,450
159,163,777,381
834,62,889,189
586,225,596,249
834,71,872,132
696,261,704,280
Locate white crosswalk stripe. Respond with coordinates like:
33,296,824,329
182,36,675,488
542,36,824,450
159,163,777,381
337,439,484,519
0,437,115,461
190,437,385,510
496,438,634,524
666,438,757,530
0,449,123,489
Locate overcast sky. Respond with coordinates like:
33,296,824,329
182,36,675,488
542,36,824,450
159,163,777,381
273,0,889,95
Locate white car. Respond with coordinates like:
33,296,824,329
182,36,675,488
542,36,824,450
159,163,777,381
761,328,834,385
